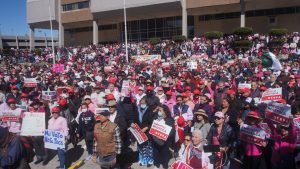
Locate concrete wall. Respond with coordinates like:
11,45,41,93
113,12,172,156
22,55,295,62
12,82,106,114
194,13,300,35
62,9,93,23
90,0,180,13
27,0,58,24
187,0,239,8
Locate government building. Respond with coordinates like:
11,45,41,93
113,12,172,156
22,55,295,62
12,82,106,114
26,0,300,48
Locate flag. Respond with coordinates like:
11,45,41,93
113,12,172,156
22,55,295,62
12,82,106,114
261,52,282,71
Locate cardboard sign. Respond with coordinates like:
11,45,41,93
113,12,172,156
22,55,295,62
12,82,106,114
129,123,148,145
265,101,291,126
261,88,282,102
24,78,37,87
44,129,65,150
21,112,45,136
294,117,300,144
121,80,130,97
239,124,267,146
42,91,56,101
238,83,251,92
149,120,172,141
187,62,197,70
53,64,64,73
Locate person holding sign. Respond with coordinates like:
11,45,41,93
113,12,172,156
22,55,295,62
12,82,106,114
240,111,267,169
5,99,23,135
47,107,69,169
151,105,174,169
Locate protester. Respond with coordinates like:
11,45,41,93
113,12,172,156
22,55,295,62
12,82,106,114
192,109,211,138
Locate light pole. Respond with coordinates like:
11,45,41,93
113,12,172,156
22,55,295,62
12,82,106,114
48,0,55,64
123,0,128,63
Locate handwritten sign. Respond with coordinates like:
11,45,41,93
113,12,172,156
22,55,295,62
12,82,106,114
42,91,56,101
128,123,148,144
44,129,65,150
239,124,267,146
21,112,45,136
261,88,282,102
24,78,37,87
149,120,172,141
265,101,291,126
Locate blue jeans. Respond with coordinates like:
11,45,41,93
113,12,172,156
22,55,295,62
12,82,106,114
57,148,65,168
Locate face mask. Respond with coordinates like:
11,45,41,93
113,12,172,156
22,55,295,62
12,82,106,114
140,104,147,109
158,111,163,119
82,109,87,113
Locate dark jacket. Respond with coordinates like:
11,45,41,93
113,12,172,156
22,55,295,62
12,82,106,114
113,111,128,142
135,106,155,136
173,104,189,117
194,103,213,122
78,110,95,139
206,123,234,148
213,89,228,110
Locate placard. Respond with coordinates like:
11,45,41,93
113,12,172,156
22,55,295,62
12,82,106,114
42,91,56,101
265,101,291,126
44,129,65,150
149,120,172,141
171,161,193,169
128,123,148,144
261,88,282,102
187,62,198,70
239,124,267,146
95,108,109,114
24,78,37,87
53,64,64,73
238,83,251,92
21,112,45,136
121,80,130,97
259,123,271,138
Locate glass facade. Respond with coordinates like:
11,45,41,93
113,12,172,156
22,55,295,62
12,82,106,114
62,1,90,12
120,16,194,42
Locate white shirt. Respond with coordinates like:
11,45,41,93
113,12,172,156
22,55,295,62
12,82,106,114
109,111,117,123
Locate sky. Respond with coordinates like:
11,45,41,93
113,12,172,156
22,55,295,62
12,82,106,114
0,0,58,37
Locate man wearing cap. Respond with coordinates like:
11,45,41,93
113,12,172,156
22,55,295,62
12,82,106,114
213,81,228,110
156,87,166,103
145,86,160,111
6,85,21,105
93,110,122,169
134,87,146,105
91,85,106,107
107,83,120,102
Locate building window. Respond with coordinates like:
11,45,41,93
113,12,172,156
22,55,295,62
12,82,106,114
62,1,89,11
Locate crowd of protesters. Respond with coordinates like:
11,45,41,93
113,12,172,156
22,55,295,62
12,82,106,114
0,31,300,169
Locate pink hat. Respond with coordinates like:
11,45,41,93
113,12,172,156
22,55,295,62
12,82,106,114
214,112,225,118
157,87,163,91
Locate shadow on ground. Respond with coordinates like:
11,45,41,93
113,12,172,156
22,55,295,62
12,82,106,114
65,145,85,168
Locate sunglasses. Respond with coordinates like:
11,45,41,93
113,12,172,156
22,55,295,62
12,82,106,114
184,139,191,141
214,117,223,120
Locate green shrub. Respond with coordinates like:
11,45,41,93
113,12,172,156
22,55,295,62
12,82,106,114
234,40,252,50
233,27,253,37
149,37,161,45
172,35,186,42
204,31,223,39
270,38,286,45
269,28,288,37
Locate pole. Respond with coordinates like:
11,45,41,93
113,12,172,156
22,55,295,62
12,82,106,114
123,0,128,63
240,0,245,27
48,0,55,64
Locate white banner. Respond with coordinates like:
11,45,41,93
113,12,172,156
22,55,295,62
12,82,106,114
149,120,172,141
21,112,45,136
261,88,282,102
44,129,65,150
128,123,148,144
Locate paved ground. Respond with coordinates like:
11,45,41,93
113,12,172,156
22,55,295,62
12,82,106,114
29,140,175,169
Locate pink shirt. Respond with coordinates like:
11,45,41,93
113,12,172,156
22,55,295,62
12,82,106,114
48,116,69,137
163,99,176,117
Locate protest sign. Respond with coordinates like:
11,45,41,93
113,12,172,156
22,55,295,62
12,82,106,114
128,123,148,144
187,62,197,70
21,112,45,136
0,116,20,122
121,80,130,97
294,117,300,143
24,78,37,87
95,108,109,114
42,91,56,101
53,64,64,73
239,124,267,146
131,55,161,62
265,101,291,126
259,123,271,138
238,83,251,92
44,129,65,150
261,88,282,102
171,161,193,169
149,120,172,141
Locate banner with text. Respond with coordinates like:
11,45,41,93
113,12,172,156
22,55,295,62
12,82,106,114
149,120,172,141
24,78,37,88
42,91,56,101
265,101,291,126
239,124,267,146
238,83,251,92
128,123,148,144
261,88,282,102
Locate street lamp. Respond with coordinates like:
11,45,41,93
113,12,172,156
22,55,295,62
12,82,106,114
48,0,55,64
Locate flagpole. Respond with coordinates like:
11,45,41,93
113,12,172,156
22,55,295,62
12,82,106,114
48,0,55,64
124,0,128,63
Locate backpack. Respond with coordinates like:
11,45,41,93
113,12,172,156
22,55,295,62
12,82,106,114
19,136,35,163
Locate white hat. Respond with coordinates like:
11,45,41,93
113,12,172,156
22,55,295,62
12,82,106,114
84,95,91,100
